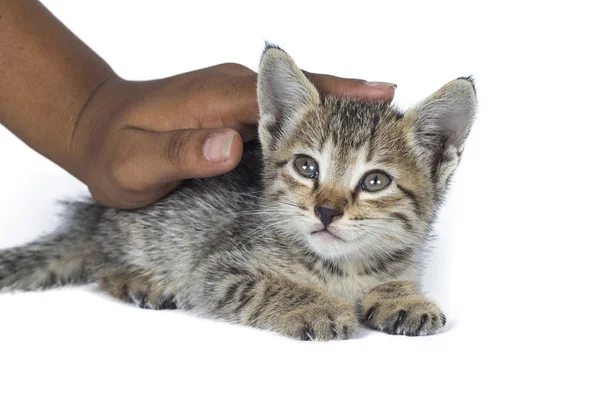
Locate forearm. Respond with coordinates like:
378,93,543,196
0,0,115,175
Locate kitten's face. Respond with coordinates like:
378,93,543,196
266,100,431,259
257,46,476,260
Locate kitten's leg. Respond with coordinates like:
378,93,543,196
360,281,446,336
207,274,357,341
99,270,177,310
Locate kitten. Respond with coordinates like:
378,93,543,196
0,45,477,340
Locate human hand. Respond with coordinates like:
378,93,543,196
70,63,396,209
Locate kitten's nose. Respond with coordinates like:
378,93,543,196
315,201,344,227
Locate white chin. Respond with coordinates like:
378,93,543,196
306,231,350,258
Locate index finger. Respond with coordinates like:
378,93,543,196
304,71,396,102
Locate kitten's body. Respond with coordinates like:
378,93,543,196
0,47,476,340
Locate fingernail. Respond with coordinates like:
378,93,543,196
365,81,397,89
203,132,235,162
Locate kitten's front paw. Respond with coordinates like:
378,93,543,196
362,296,445,336
361,283,446,336
280,301,357,341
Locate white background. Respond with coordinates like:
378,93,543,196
1,1,599,397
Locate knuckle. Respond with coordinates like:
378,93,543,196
167,130,194,167
188,76,211,92
219,62,253,74
186,76,220,102
187,65,254,102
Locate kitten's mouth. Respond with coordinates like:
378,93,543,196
311,228,344,241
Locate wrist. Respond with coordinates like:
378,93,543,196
57,64,117,177
67,74,133,185
0,0,119,180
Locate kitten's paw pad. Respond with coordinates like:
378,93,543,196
362,296,445,336
281,302,357,341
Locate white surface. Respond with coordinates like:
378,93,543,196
1,1,599,397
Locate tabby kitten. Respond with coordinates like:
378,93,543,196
0,45,477,340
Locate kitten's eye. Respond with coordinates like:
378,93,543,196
294,156,319,179
360,171,392,192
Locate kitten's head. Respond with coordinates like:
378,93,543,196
257,45,477,260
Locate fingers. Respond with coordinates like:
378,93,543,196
304,71,396,102
119,127,244,190
153,66,396,141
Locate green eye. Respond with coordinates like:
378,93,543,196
360,171,392,192
294,156,319,179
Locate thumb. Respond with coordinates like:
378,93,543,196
132,127,244,185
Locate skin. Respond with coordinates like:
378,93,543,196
0,0,395,209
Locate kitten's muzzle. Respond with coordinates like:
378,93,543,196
315,201,344,228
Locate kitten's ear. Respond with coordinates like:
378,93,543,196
405,77,477,187
257,44,320,148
